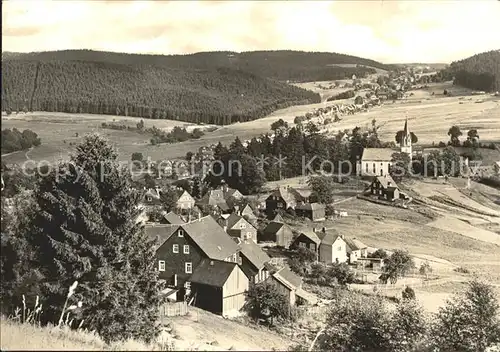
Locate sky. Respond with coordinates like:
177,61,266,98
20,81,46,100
2,0,500,64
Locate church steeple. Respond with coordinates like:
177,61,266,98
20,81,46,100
400,115,413,158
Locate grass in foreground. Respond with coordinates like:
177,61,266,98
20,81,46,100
0,318,175,351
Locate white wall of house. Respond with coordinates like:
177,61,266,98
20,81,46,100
319,237,347,264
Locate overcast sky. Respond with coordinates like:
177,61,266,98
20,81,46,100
2,0,499,64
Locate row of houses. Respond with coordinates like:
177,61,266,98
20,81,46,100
146,215,316,317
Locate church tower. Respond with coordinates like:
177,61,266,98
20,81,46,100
400,117,413,158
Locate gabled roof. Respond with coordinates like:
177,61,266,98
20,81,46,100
296,203,325,211
298,231,322,245
267,187,296,206
263,221,285,235
144,188,161,199
239,240,271,270
225,213,254,231
145,224,179,247
320,230,342,246
289,188,312,200
344,238,368,252
273,267,302,290
177,190,194,201
163,211,185,225
182,216,239,261
361,148,397,161
374,174,397,189
189,259,237,288
240,204,257,218
272,213,284,223
224,188,242,198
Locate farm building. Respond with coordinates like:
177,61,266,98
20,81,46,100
261,219,294,248
143,187,162,206
293,228,349,264
269,267,302,307
237,239,271,284
189,259,249,317
344,238,369,263
149,216,240,301
367,175,401,201
288,187,312,203
265,187,297,218
239,204,258,222
356,257,385,271
295,202,326,221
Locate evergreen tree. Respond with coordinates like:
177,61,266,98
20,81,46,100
27,134,165,343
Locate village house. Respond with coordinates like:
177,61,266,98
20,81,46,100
196,189,231,213
295,202,326,222
265,187,297,218
261,215,294,248
147,215,240,303
222,184,244,200
143,187,162,207
288,187,312,203
269,267,317,307
176,190,196,210
239,204,258,222
188,259,249,317
367,174,401,201
292,228,348,264
236,239,271,284
223,213,258,242
344,238,369,263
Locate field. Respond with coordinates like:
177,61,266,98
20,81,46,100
2,81,499,165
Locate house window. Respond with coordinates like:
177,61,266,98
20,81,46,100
380,169,383,176
300,242,306,248
238,256,242,265
185,281,191,290
240,223,246,229
365,163,368,173
337,246,342,251
183,245,190,254
158,260,165,272
185,262,192,274
178,229,184,237
173,244,179,253
233,253,237,262
372,163,376,173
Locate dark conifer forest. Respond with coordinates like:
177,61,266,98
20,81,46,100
442,50,500,91
1,50,393,124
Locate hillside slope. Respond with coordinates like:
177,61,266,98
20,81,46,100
1,50,391,124
443,50,500,91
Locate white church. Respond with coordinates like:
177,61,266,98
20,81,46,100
359,118,414,177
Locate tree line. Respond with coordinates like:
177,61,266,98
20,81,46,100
3,49,393,82
1,128,41,154
441,50,500,91
204,118,392,194
1,60,321,125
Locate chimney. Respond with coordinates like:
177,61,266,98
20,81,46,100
340,234,345,239
198,213,201,221
322,227,326,233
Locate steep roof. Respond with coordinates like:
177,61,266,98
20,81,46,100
375,174,397,189
296,203,325,211
268,187,296,206
177,190,194,201
226,212,244,230
361,148,397,161
145,224,179,247
189,259,237,288
263,221,285,235
344,238,368,252
182,216,239,260
273,267,302,290
289,188,312,199
272,213,284,223
298,230,323,245
163,211,185,225
240,204,257,218
320,230,341,246
239,240,271,270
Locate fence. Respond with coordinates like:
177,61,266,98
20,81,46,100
160,301,188,317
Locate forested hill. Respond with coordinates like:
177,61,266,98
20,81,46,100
1,50,390,124
2,49,394,82
443,50,500,92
